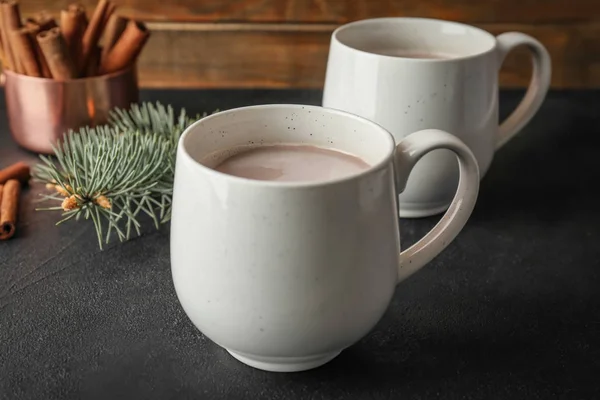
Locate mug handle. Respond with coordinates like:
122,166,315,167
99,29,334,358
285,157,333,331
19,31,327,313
495,32,552,149
394,129,480,283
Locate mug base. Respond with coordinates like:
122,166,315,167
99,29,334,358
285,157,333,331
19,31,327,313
226,349,342,372
399,202,450,218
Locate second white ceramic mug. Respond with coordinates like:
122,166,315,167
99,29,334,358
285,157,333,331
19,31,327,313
322,17,551,217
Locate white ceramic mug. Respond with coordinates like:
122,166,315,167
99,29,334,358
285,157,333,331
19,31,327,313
170,104,479,372
322,17,551,217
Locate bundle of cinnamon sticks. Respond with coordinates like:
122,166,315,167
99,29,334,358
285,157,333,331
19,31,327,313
0,161,30,241
0,0,150,80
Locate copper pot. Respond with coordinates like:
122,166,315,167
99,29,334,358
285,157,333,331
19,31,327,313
1,66,139,154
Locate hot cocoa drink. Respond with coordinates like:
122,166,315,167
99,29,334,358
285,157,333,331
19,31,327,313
209,144,371,183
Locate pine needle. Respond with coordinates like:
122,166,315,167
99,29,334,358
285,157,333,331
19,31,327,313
33,102,213,249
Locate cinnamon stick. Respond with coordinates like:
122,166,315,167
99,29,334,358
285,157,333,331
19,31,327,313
9,27,42,77
0,179,20,240
0,0,22,71
0,1,20,29
68,3,89,31
81,0,111,73
25,18,38,30
33,11,57,31
25,24,51,78
85,45,100,76
37,27,77,80
100,20,149,74
60,4,85,62
0,13,7,67
100,14,126,62
102,2,116,29
0,161,30,185
0,29,7,67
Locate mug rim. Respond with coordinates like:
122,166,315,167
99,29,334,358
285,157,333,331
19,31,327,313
332,17,497,62
178,104,397,188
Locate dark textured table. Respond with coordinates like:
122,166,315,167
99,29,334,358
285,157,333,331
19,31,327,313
1,90,599,400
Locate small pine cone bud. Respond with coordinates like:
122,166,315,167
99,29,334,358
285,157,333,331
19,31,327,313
55,184,73,197
61,195,79,211
55,185,69,196
95,195,111,209
45,183,55,190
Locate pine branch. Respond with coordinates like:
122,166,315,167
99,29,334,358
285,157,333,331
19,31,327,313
33,102,213,249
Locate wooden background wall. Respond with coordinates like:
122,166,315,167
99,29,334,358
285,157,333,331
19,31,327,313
9,0,600,88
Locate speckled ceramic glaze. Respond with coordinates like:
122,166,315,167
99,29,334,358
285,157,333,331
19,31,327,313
322,17,551,217
170,104,480,372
